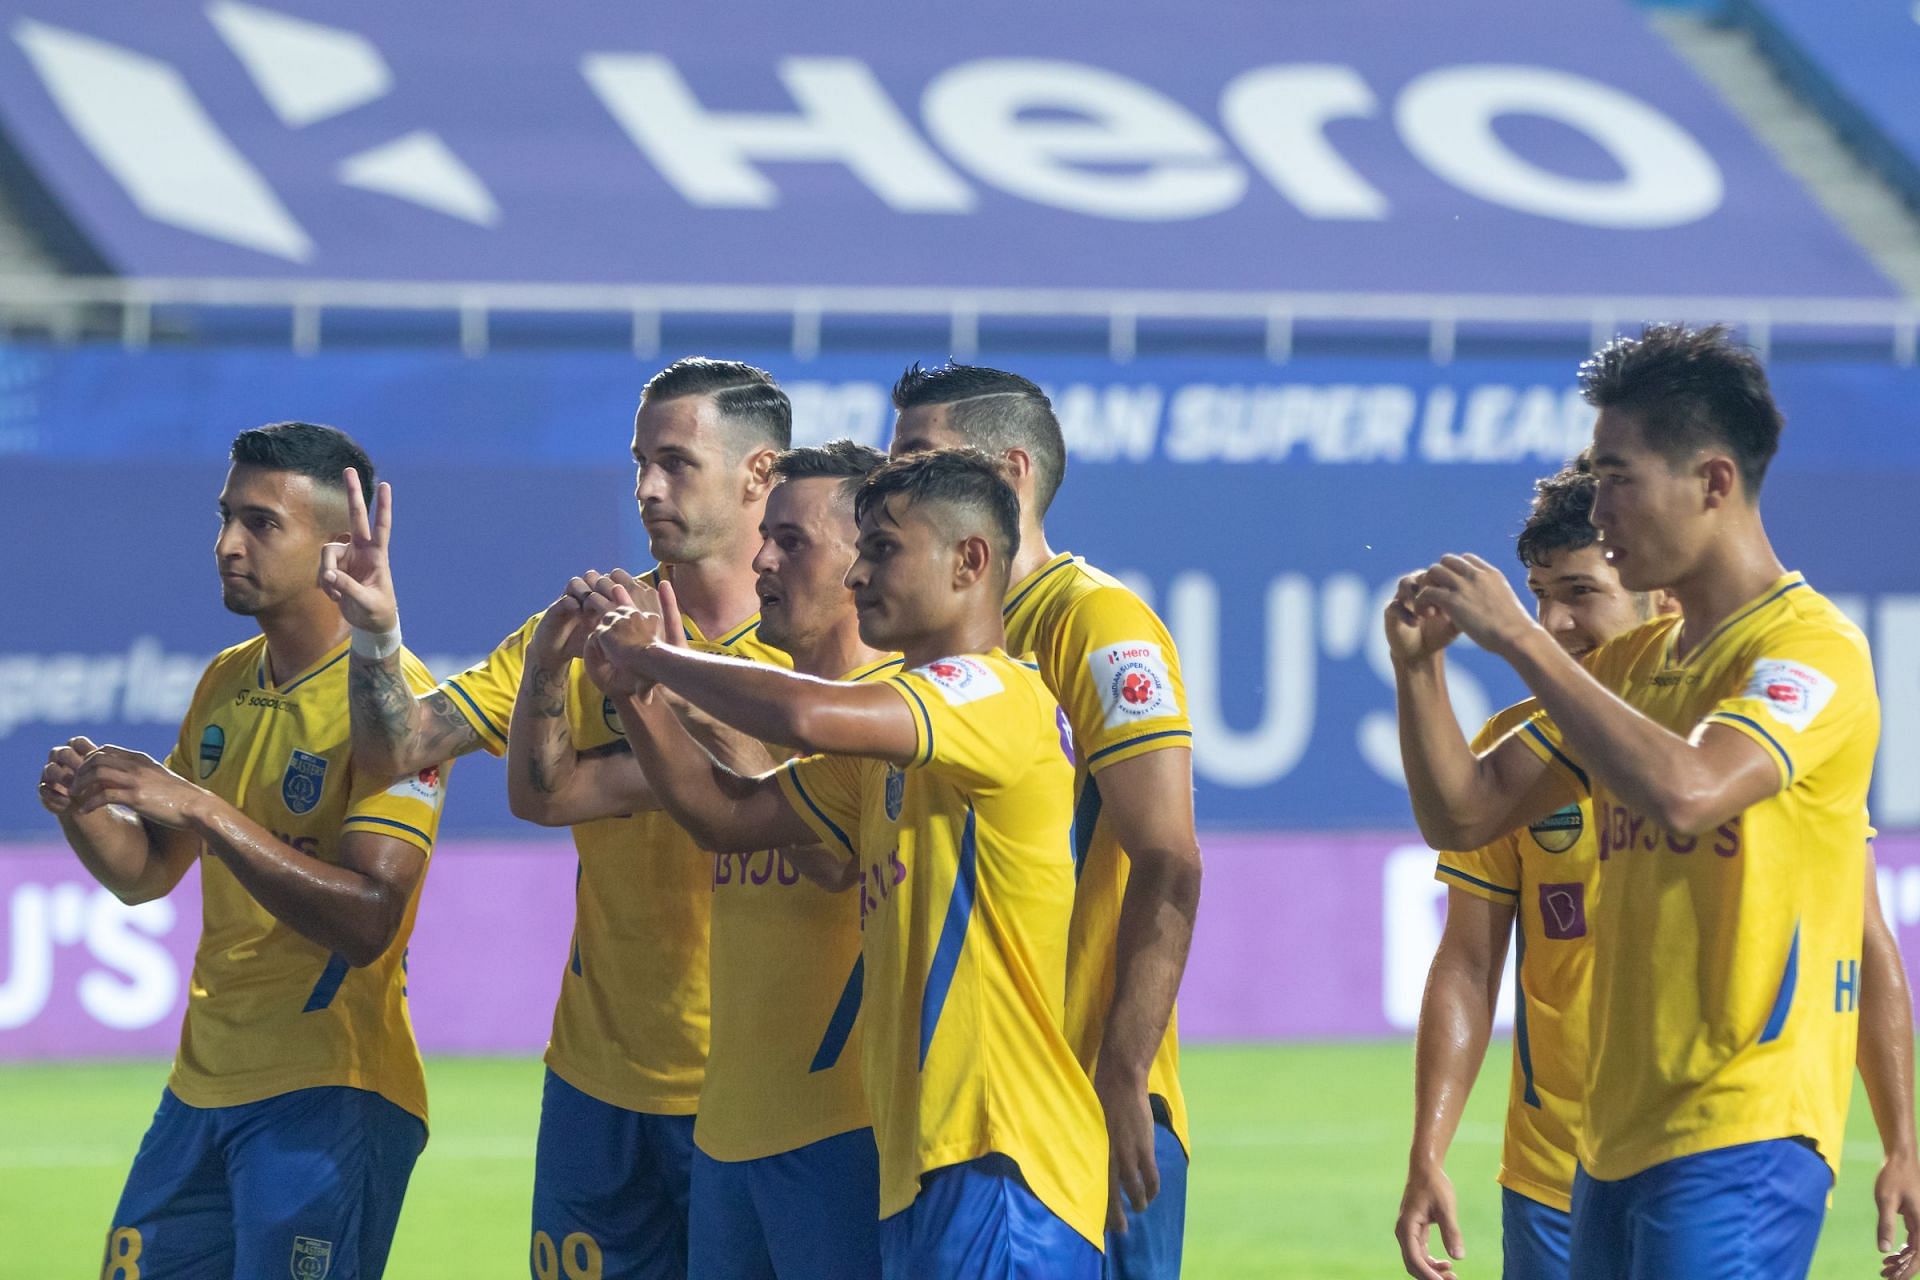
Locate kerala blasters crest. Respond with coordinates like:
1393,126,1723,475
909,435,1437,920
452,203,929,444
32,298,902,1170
884,766,906,821
282,749,329,815
197,724,226,779
290,1236,332,1279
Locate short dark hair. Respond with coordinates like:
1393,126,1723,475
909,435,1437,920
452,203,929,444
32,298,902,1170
854,449,1022,575
891,362,1066,514
1516,462,1599,569
772,438,887,505
642,356,792,453
1578,323,1782,496
229,421,374,506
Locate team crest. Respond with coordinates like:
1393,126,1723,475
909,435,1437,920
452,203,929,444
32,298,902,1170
1529,804,1583,854
602,696,624,735
884,767,906,821
197,724,226,779
281,749,329,815
289,1236,333,1279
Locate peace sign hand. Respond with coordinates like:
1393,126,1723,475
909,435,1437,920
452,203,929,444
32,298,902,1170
320,468,399,633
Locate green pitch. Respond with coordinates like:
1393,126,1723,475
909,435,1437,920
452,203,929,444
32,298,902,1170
1,1042,1899,1278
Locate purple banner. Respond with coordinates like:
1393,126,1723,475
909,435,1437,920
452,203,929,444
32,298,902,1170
0,0,1893,295
7,832,1919,1058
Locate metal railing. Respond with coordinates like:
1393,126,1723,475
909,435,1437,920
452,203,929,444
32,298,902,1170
1,275,1916,364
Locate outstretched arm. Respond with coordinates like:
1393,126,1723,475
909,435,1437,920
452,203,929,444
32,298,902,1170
68,747,423,965
39,737,197,904
321,470,486,779
1398,888,1513,1280
1859,854,1920,1280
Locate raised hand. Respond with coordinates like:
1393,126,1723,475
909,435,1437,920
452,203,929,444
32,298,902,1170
1412,555,1538,659
320,468,399,633
68,746,208,828
1384,571,1461,665
37,735,99,816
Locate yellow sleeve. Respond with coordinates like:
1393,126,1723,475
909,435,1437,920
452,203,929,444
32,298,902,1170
1054,587,1193,776
435,612,543,756
343,651,452,854
774,753,866,859
1701,623,1877,790
885,657,1044,791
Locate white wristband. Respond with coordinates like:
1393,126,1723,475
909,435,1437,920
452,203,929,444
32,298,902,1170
351,620,403,660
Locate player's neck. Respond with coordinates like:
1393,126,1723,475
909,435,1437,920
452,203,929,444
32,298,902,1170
256,594,351,686
1006,519,1057,592
661,543,762,642
1668,521,1787,660
787,619,886,682
900,606,1008,669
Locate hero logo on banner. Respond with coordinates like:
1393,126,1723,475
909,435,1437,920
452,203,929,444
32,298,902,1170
915,656,1003,706
1089,641,1179,729
1742,657,1836,732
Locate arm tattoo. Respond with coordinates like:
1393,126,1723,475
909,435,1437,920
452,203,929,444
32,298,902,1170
350,654,482,774
524,665,573,796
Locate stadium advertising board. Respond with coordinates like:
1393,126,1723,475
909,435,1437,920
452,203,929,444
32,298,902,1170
8,833,1920,1057
2,348,1917,836
0,0,1894,295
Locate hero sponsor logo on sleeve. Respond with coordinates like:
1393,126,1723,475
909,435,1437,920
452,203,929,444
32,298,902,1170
386,764,443,806
1088,641,1179,729
915,656,1004,706
1741,658,1836,732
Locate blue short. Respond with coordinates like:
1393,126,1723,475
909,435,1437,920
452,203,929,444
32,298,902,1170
1568,1138,1830,1280
1103,1108,1188,1280
531,1069,696,1280
688,1127,881,1280
878,1153,1101,1280
103,1085,424,1280
1502,1187,1572,1280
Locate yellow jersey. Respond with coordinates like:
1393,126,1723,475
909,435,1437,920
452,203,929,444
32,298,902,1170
695,654,903,1163
1437,699,1597,1212
1002,551,1194,1154
1517,572,1878,1181
440,571,789,1115
161,634,446,1123
775,651,1106,1248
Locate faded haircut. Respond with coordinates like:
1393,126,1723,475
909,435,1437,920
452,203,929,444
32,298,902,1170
771,438,888,507
642,356,793,454
891,362,1067,514
855,448,1022,580
229,421,374,507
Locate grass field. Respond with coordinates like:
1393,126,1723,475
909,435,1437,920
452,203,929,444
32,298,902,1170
0,1041,1900,1278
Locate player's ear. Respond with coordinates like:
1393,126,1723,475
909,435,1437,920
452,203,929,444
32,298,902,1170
953,533,991,588
742,447,778,503
1699,454,1737,510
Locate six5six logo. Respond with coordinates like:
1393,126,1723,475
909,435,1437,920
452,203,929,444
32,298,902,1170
1089,641,1178,729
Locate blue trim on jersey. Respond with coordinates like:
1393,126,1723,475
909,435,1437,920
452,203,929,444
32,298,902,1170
919,806,979,1069
1521,722,1590,792
788,770,858,857
848,656,906,683
303,953,352,1012
570,862,584,976
1675,578,1809,666
1710,713,1797,786
341,815,433,847
1003,555,1075,617
443,677,507,746
277,649,350,696
1086,728,1193,767
810,955,865,1074
1071,775,1102,881
892,678,936,768
1512,927,1541,1107
1436,864,1520,898
717,618,762,648
1760,921,1801,1044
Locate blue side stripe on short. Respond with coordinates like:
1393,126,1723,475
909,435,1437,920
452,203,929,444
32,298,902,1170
810,955,865,1074
919,807,979,1069
303,953,351,1012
